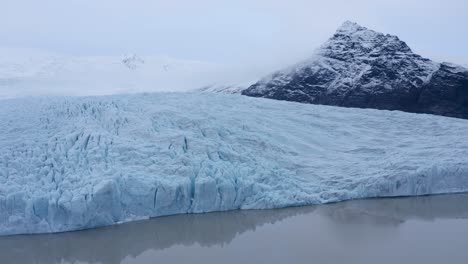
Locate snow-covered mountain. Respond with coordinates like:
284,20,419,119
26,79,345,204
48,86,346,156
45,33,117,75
1,92,468,235
0,48,256,99
243,21,468,119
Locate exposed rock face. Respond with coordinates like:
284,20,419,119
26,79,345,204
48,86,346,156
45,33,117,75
122,54,145,70
243,21,468,119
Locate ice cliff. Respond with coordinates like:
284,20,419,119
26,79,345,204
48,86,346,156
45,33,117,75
1,93,467,235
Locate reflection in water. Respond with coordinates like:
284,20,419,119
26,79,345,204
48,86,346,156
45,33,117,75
1,193,468,264
318,193,468,226
0,206,315,264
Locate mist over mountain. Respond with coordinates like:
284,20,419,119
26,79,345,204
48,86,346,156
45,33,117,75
243,21,468,119
0,48,260,100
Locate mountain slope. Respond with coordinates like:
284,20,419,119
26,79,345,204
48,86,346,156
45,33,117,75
197,81,255,94
243,21,468,119
1,93,468,235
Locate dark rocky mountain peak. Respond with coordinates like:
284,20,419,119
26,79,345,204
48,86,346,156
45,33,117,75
242,21,468,119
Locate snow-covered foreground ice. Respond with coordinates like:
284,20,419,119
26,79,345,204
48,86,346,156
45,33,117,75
1,93,467,235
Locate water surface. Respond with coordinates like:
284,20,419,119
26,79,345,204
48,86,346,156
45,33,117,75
2,193,468,264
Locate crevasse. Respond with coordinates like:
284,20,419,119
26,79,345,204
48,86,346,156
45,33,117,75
1,92,467,235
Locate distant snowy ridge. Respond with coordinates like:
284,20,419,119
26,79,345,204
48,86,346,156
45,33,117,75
197,84,245,94
0,48,258,99
197,80,256,94
1,93,468,235
243,21,468,119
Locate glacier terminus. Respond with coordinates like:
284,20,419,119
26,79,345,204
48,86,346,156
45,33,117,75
0,92,467,235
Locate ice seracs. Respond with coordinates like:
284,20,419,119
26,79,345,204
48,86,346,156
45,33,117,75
1,92,468,235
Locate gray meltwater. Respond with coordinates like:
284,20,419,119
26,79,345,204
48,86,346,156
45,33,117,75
2,193,468,264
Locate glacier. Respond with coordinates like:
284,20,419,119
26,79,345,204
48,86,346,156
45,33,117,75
1,92,468,235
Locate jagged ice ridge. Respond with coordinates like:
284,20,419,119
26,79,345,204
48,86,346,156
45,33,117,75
1,93,468,235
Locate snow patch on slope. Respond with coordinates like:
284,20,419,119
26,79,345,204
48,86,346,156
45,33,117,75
196,79,257,94
247,21,440,96
1,93,468,235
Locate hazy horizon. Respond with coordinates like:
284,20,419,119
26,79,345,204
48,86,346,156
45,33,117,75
2,0,468,68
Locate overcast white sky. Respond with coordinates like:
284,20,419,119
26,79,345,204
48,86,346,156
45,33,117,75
2,0,468,67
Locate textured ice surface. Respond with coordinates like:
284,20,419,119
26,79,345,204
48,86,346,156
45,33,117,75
1,93,468,235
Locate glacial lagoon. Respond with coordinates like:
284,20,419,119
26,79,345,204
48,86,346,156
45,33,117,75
2,193,468,264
